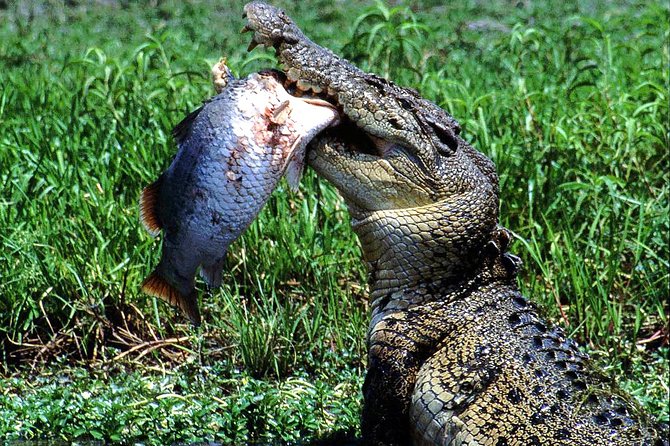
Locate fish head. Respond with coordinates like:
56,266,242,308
238,69,341,190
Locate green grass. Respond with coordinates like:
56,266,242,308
0,0,668,444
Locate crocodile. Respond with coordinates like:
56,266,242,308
241,3,668,445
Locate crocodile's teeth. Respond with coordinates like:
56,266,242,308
286,68,301,82
310,84,323,94
327,86,338,99
247,39,259,52
296,79,310,92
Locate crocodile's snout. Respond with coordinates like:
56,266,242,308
242,1,304,50
242,7,458,216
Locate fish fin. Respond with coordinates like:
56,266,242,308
285,158,304,192
284,139,306,192
142,269,201,325
200,258,225,290
139,176,164,237
172,105,205,145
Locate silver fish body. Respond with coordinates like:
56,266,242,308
140,64,339,324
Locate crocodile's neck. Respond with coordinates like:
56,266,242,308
348,152,500,307
361,224,523,326
350,207,486,303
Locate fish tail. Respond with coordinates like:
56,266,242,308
141,268,201,325
140,176,164,237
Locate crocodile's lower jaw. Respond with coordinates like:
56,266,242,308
308,133,437,212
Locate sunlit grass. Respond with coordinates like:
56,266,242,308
0,0,667,444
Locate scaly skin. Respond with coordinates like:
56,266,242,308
242,3,668,445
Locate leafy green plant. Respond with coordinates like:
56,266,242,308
342,1,430,80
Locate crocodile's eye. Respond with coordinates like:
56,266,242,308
427,120,458,154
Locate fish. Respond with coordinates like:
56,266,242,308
139,60,339,325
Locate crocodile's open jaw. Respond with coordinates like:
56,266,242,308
240,6,426,163
277,71,390,159
239,61,438,213
269,70,435,210
241,1,461,212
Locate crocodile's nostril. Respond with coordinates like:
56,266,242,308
427,121,458,153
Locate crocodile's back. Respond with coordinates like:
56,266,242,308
409,281,662,446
